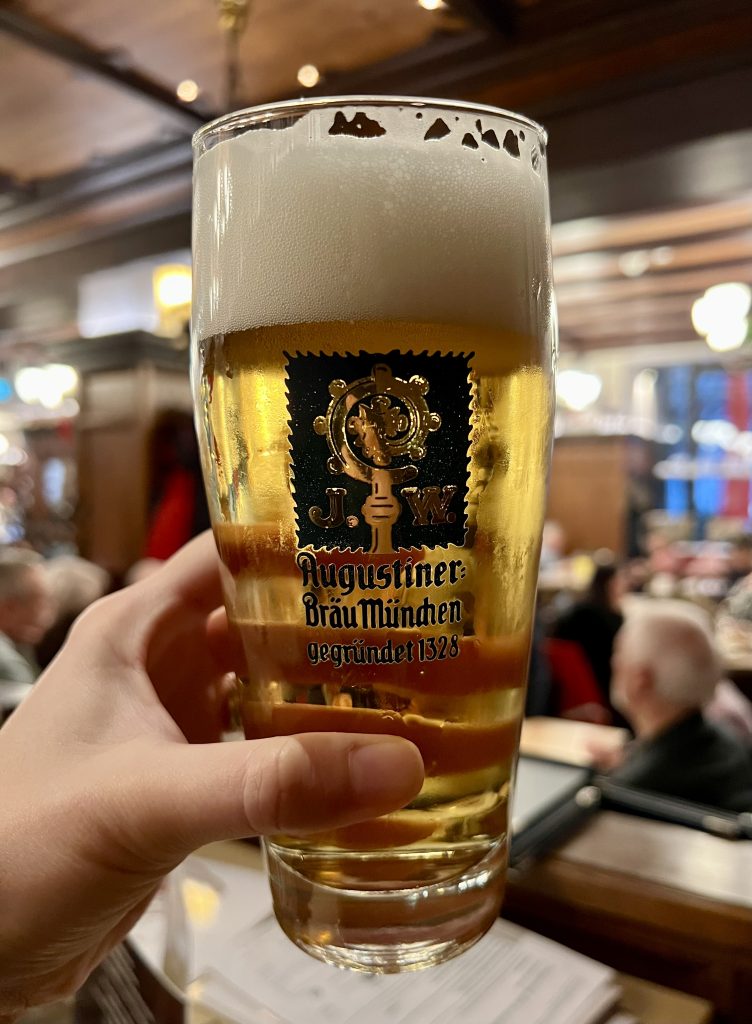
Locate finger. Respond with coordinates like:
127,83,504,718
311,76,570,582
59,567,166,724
162,673,234,744
107,734,424,865
132,531,224,616
132,535,228,700
144,605,232,729
67,533,225,671
206,607,246,677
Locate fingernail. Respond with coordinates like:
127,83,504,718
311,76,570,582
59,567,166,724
349,738,423,802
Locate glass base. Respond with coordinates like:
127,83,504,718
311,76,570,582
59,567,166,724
263,835,507,974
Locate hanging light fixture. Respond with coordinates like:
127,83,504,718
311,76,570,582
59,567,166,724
216,0,252,111
297,64,320,89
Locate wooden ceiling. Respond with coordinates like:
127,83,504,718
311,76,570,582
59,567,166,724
2,0,463,181
553,198,752,352
0,0,751,355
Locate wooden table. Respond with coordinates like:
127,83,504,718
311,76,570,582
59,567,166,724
617,974,712,1024
520,715,628,766
508,718,752,1023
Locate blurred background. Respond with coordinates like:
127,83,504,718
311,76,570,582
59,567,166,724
1,0,751,580
2,2,752,1021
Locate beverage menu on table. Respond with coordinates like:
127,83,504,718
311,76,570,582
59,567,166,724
122,845,623,1024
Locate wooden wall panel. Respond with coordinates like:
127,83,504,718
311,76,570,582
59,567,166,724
76,363,192,575
546,437,629,556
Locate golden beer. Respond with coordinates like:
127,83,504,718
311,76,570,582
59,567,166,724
192,99,554,972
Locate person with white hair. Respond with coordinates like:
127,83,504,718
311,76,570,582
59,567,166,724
0,548,55,686
35,555,111,669
608,604,752,811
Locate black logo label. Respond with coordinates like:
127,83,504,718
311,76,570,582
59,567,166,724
286,350,472,552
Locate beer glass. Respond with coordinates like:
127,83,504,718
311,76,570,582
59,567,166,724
192,97,555,973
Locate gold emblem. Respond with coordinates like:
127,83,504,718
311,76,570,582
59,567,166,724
310,363,440,553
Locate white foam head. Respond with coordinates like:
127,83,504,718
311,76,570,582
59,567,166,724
192,99,552,342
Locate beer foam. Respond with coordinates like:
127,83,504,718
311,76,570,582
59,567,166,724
193,102,552,342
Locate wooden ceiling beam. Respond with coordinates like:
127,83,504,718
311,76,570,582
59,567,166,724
0,139,191,232
0,2,217,130
0,212,191,308
564,314,694,338
304,0,751,120
472,5,752,115
552,198,752,256
557,294,699,324
0,177,191,273
447,1,519,37
554,234,752,285
556,262,752,305
560,329,699,352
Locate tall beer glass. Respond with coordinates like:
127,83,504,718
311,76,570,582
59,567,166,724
192,97,555,973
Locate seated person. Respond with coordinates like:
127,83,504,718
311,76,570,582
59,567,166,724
551,562,625,722
0,549,55,685
726,534,752,590
606,605,752,812
36,555,110,669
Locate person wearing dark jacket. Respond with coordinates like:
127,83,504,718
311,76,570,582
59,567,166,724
608,604,752,812
552,563,624,717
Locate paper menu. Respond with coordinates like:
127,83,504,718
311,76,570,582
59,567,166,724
212,915,618,1024
129,849,619,1024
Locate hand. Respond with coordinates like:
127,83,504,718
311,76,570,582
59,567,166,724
584,737,627,772
0,534,423,1019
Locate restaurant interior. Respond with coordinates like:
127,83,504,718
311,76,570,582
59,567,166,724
1,1,752,1022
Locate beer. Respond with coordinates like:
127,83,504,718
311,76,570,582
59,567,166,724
192,99,554,972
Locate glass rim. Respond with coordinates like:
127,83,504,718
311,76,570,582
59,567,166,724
193,95,546,154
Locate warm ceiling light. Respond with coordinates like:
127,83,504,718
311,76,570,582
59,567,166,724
297,64,320,89
177,79,200,103
617,250,650,278
14,364,78,410
45,364,79,398
14,367,46,405
418,0,447,9
153,264,192,337
705,319,749,353
556,370,602,412
692,282,751,353
154,264,192,310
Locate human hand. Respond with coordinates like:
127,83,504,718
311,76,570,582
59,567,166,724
0,534,423,1019
584,737,627,772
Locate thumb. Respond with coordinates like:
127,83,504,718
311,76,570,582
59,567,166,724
110,733,424,865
